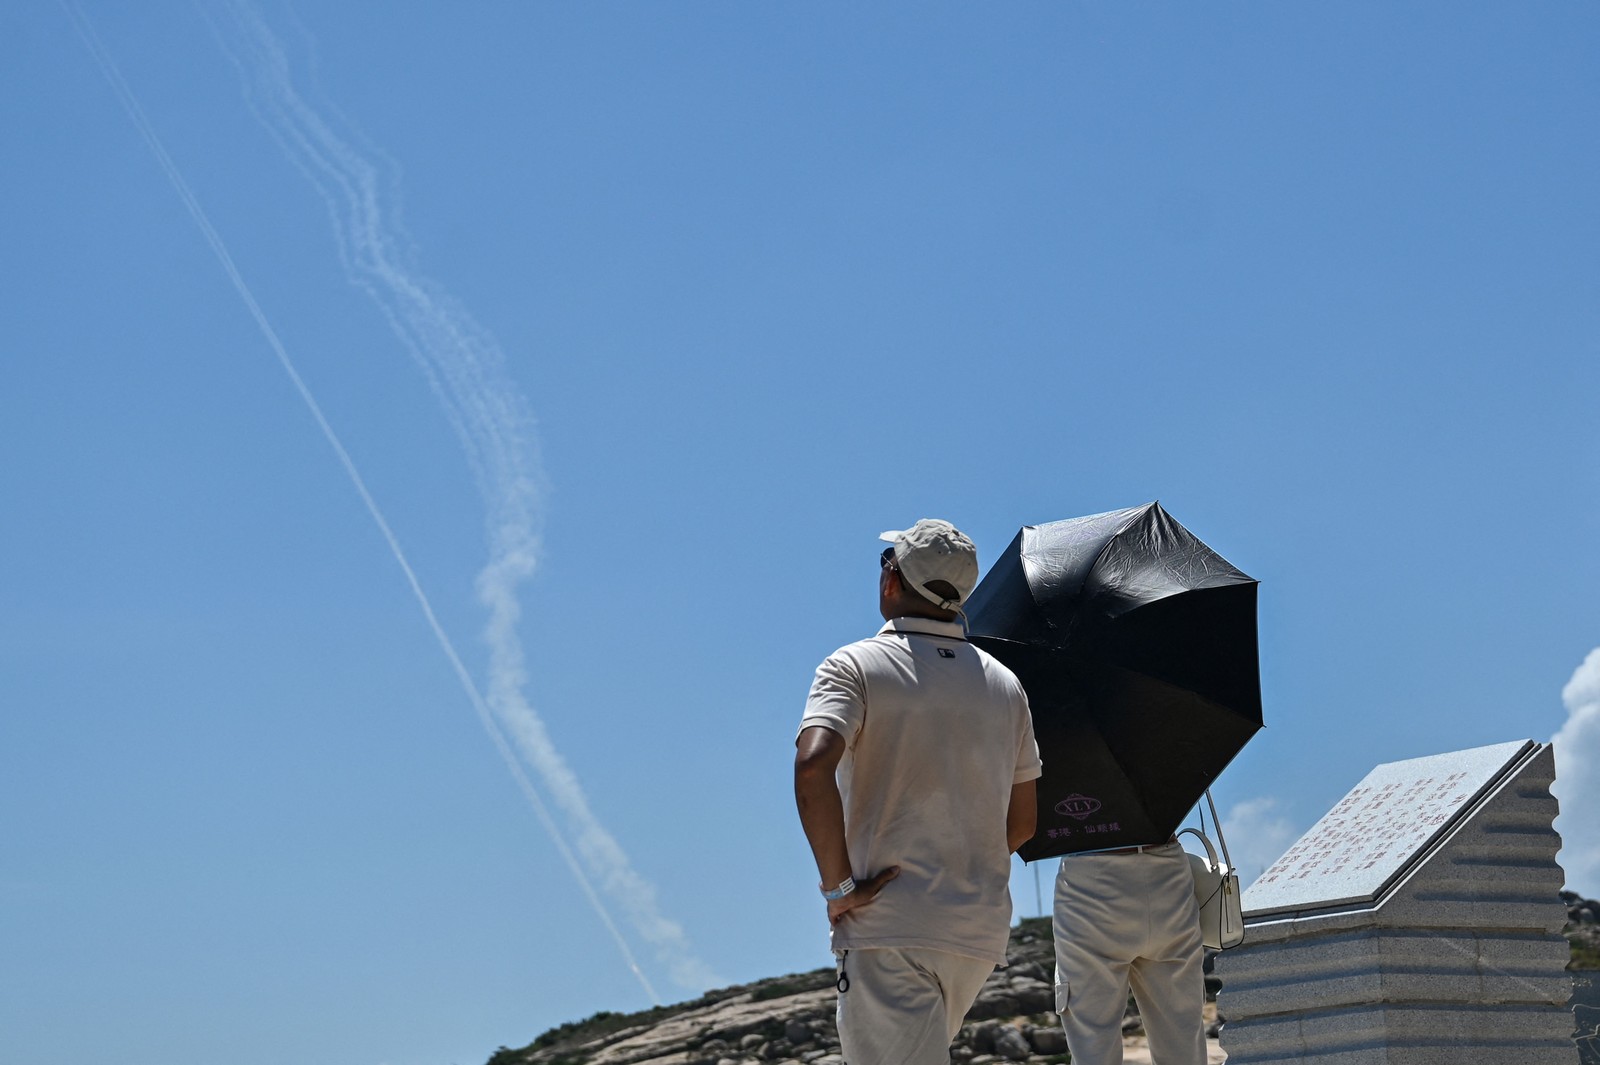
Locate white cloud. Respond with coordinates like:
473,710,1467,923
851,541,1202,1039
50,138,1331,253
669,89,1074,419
1553,647,1600,900
1217,797,1299,889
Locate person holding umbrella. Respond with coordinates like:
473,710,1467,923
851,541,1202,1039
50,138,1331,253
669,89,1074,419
794,519,1042,1065
963,503,1263,1065
1051,839,1208,1065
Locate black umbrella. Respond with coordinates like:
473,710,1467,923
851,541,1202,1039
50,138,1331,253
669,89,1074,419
965,502,1262,862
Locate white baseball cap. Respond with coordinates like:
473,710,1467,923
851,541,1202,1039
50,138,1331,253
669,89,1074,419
879,519,980,612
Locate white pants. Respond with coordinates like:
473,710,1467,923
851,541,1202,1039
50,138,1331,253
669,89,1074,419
1053,842,1206,1065
835,946,995,1065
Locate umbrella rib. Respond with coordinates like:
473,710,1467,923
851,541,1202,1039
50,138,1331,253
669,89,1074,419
1065,504,1147,606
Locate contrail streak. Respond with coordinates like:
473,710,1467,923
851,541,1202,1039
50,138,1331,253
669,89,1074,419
64,0,711,1001
202,1,717,995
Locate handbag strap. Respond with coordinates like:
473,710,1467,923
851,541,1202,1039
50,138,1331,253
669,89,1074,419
1203,789,1235,873
1176,827,1219,869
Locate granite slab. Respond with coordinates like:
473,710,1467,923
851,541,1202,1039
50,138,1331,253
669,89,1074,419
1244,739,1535,917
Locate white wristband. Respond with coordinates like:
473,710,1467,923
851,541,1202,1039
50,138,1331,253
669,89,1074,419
820,876,856,901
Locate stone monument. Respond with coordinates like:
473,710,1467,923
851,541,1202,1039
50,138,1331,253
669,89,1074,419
1215,739,1577,1064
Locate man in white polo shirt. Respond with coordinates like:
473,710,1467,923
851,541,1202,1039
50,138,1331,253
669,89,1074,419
794,519,1042,1065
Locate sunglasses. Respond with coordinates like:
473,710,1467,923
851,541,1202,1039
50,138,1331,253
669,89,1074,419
880,547,897,570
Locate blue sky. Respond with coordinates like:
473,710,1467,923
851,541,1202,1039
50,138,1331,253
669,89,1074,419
3,4,1597,1065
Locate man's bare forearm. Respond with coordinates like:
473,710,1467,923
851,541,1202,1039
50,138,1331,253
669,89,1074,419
1006,778,1038,853
795,770,853,887
794,726,853,887
795,725,902,923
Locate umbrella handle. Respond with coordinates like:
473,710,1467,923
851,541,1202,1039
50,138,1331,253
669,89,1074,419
1202,788,1235,873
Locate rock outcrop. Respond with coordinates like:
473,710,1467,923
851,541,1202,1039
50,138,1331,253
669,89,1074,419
490,897,1600,1065
488,918,1211,1065
1566,891,1600,969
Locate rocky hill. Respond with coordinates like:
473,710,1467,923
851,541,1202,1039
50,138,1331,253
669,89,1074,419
486,918,1090,1065
489,897,1600,1065
1566,891,1600,969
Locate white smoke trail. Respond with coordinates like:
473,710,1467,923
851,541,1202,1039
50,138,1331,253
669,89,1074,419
1553,647,1600,899
65,0,715,997
59,0,660,1006
204,0,718,995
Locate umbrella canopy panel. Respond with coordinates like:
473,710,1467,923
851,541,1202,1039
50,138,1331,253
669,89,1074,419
966,503,1263,861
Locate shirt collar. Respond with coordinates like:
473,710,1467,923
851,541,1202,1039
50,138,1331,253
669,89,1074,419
877,616,967,639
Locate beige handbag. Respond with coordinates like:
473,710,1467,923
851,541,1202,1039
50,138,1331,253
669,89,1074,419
1179,790,1244,950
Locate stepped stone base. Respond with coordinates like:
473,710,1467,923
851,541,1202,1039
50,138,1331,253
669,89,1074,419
1217,743,1578,1064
